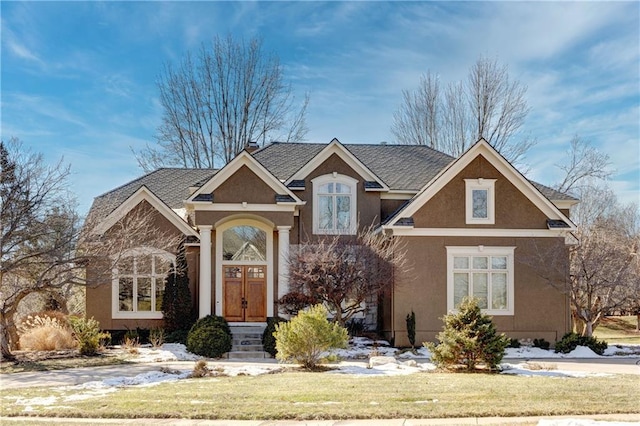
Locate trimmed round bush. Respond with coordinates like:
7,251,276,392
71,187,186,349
262,317,287,357
186,315,232,358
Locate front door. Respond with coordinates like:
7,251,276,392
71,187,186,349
223,266,267,322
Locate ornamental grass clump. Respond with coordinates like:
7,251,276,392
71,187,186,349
18,314,76,351
274,304,348,370
425,297,509,371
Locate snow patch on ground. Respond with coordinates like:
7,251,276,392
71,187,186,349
329,360,436,376
127,343,202,362
501,363,612,378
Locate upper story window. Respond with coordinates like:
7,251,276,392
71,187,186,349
312,174,358,235
465,178,496,224
446,246,515,316
112,247,175,319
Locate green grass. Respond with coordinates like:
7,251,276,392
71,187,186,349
2,372,638,420
593,315,640,344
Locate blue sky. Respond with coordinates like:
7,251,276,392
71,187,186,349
2,1,638,214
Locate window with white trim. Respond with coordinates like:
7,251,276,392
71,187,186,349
112,247,175,319
312,174,357,234
446,246,515,315
465,178,496,224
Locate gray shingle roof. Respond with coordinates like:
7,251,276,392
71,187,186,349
254,142,577,202
253,142,455,191
87,143,576,228
87,168,217,225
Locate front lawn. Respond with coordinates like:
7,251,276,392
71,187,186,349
2,371,638,420
594,316,640,344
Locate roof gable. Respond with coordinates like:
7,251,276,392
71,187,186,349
187,150,303,205
284,138,389,191
92,185,199,238
387,139,576,231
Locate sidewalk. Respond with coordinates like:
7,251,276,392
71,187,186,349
2,413,640,425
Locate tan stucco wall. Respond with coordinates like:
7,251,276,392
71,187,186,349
412,155,549,229
391,236,570,347
213,165,277,204
194,211,294,229
85,201,196,331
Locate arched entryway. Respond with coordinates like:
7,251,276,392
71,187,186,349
214,219,274,322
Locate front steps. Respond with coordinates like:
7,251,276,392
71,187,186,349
227,325,271,359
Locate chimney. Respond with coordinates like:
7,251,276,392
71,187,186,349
245,141,259,154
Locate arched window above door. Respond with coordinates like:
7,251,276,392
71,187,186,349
222,225,267,261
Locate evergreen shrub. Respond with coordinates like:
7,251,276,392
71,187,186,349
186,315,232,358
165,329,190,345
68,316,110,356
508,338,521,348
533,338,550,350
425,297,509,371
274,304,348,369
554,332,607,355
262,317,287,357
162,242,196,333
406,311,416,348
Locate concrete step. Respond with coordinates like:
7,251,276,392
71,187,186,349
229,326,266,335
232,334,262,341
226,350,272,359
232,338,262,346
231,344,264,352
229,325,267,355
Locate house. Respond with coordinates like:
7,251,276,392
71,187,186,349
84,138,577,346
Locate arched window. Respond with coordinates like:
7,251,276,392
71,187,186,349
222,225,267,262
112,247,175,319
312,174,358,234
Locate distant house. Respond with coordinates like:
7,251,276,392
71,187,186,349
84,138,577,346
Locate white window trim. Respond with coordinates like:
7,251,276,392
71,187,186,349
111,246,175,319
465,178,496,225
312,173,358,235
446,246,515,316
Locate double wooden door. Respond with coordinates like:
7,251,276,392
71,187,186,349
223,265,267,322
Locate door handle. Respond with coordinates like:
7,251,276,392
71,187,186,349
241,298,248,309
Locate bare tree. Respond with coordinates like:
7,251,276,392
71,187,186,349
520,136,633,337
391,56,534,164
554,135,613,195
1,139,181,360
282,226,408,326
569,214,638,336
135,35,309,172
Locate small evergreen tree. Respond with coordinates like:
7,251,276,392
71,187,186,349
274,304,348,370
406,310,416,348
161,242,195,333
425,297,509,371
